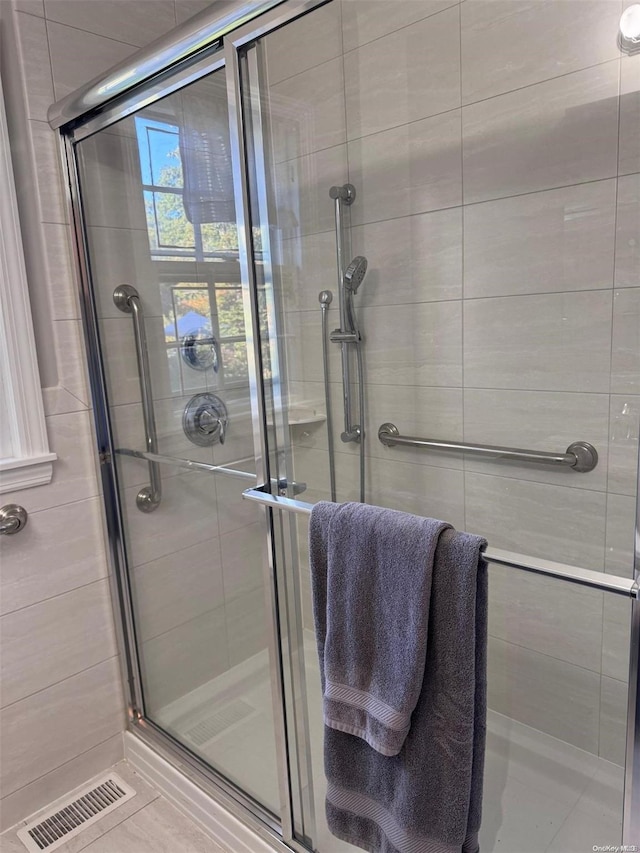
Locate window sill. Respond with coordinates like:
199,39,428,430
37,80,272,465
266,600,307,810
0,452,58,494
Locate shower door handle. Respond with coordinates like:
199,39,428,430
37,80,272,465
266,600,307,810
113,285,162,512
0,504,28,535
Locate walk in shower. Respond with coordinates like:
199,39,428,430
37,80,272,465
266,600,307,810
50,0,640,849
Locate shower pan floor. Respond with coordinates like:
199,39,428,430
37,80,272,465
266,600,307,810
155,639,624,853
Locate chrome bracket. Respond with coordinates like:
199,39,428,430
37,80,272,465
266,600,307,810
112,283,138,313
566,441,598,473
329,183,355,205
329,328,361,344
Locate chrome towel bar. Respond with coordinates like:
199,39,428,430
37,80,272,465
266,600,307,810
116,448,308,495
378,423,598,473
241,488,638,599
116,448,257,482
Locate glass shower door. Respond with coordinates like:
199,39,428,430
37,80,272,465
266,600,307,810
231,0,640,849
73,65,285,819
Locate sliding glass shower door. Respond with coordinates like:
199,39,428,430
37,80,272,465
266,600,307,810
73,65,286,820
230,1,640,849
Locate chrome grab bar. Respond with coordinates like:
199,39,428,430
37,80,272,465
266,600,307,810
113,285,162,512
241,487,638,599
378,422,598,473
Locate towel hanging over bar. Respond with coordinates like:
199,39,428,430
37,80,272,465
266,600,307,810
241,488,639,600
378,423,598,473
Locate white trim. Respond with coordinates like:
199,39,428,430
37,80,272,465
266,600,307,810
0,73,56,494
124,732,278,853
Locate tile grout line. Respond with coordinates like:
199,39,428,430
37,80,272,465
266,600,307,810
276,174,631,238
488,632,610,681
1,732,124,806
0,655,120,714
266,0,461,89
340,0,462,62
460,53,622,112
272,52,621,164
42,14,142,50
71,793,162,853
1,575,110,619
287,286,631,313
458,1,467,532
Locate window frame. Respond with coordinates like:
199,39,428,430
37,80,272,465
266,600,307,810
0,75,56,493
155,260,249,392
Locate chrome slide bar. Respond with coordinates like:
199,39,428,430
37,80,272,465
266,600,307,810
329,184,360,445
241,488,638,599
378,422,598,473
113,285,162,511
319,291,337,502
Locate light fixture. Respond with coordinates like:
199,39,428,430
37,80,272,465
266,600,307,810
619,4,640,53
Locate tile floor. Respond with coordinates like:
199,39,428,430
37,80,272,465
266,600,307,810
0,763,223,853
2,642,626,853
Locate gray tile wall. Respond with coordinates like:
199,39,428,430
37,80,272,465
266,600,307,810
265,0,639,764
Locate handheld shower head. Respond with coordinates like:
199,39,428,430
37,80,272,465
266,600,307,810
344,256,368,294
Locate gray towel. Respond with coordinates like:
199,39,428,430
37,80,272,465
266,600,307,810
310,501,488,853
311,501,451,756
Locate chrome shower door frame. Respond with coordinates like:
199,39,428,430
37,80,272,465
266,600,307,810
56,8,325,851
624,456,640,844
59,90,294,853
223,5,338,845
